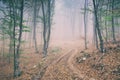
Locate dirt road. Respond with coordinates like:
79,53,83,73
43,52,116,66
42,48,84,80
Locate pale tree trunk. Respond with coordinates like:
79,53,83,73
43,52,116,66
33,0,39,53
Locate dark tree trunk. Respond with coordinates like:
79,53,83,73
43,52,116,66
95,25,99,49
41,0,54,57
46,0,51,49
93,0,104,53
111,0,116,43
12,0,17,77
14,0,24,77
41,0,47,56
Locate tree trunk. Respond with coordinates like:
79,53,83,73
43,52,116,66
111,0,116,43
33,0,39,53
14,0,24,77
41,0,47,57
93,0,104,53
12,0,16,77
84,0,88,49
41,0,54,57
8,2,13,63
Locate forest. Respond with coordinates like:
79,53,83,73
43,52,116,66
0,0,120,80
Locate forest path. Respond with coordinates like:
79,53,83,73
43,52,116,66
67,49,84,79
42,47,84,80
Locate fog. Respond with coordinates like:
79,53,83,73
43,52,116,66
50,0,93,44
21,0,94,48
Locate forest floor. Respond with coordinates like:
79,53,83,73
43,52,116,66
0,40,120,80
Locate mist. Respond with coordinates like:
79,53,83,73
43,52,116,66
49,0,94,46
0,0,120,79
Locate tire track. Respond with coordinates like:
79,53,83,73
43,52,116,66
42,48,84,80
51,49,74,65
67,49,84,79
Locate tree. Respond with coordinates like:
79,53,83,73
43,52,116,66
33,0,39,53
93,0,104,53
84,0,88,49
111,0,116,43
41,0,55,57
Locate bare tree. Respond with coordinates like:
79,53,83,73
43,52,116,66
41,0,55,57
33,0,39,53
93,0,104,53
84,0,88,49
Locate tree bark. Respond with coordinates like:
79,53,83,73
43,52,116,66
41,0,47,56
93,0,104,53
14,0,24,77
111,0,116,43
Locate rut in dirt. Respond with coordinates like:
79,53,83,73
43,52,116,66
41,48,84,80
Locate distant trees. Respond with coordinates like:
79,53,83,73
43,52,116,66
63,0,80,38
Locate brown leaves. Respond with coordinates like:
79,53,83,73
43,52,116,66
75,46,120,80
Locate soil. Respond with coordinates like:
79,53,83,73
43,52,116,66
0,41,120,80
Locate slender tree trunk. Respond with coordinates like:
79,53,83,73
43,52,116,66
16,0,24,61
105,2,109,44
2,33,5,58
8,2,13,63
93,0,104,53
84,0,88,49
41,0,47,56
13,0,16,77
33,0,39,53
94,25,99,49
111,0,116,43
14,0,24,77
8,37,12,63
46,0,52,49
105,22,108,43
41,0,54,57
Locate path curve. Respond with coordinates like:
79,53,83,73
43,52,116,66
42,48,84,80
